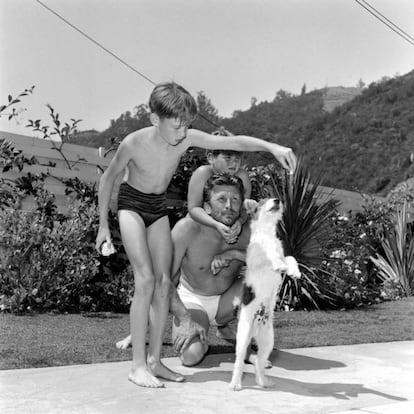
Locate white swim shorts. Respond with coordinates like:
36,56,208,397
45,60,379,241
177,282,222,326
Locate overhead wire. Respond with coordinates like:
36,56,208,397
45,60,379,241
34,0,221,129
354,0,414,47
358,0,414,42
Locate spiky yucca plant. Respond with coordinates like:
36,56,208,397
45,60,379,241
370,201,414,296
250,160,341,309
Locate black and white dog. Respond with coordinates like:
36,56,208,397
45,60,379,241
229,198,301,391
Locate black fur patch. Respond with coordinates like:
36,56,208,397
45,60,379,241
254,303,270,325
242,283,256,306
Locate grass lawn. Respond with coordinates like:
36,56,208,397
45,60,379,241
1,297,414,370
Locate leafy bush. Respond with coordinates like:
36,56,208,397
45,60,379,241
321,194,409,307
371,202,414,296
0,189,132,313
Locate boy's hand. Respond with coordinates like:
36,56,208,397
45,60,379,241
215,222,239,244
173,313,206,353
211,252,233,275
271,144,297,175
229,220,242,238
95,227,111,253
215,222,235,242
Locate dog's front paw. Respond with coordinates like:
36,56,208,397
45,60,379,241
285,256,301,278
229,380,243,391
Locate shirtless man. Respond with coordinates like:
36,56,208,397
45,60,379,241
117,173,252,366
171,173,251,365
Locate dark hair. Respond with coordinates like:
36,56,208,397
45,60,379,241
149,82,197,125
203,173,245,203
207,149,242,157
206,127,241,157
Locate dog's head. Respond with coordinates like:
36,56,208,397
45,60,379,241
251,198,284,228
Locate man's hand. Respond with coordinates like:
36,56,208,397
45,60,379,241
173,313,206,353
211,252,233,275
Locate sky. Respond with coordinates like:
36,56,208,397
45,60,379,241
1,0,413,136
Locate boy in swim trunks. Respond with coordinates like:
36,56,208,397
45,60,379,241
95,82,297,388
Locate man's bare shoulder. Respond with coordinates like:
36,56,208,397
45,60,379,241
236,220,251,248
172,215,201,237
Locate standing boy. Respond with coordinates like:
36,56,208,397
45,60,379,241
95,82,296,388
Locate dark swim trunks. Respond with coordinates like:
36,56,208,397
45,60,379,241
117,182,168,227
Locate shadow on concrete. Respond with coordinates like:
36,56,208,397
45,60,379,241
269,349,346,370
197,349,345,371
185,370,407,402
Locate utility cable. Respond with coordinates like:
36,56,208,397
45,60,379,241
354,0,414,46
34,0,221,128
359,0,414,42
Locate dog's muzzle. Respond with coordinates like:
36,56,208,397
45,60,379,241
270,198,280,211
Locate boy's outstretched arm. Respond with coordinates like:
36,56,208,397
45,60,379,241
186,130,297,173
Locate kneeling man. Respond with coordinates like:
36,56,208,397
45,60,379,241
170,173,251,366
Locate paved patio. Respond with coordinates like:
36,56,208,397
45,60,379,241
1,341,413,414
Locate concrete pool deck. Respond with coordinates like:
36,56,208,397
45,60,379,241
1,341,413,414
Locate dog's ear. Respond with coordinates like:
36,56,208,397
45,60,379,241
244,199,258,216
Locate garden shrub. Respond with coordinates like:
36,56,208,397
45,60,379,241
320,195,407,308
0,192,132,313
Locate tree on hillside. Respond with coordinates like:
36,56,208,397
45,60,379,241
357,78,365,89
301,83,307,96
192,91,222,133
274,89,293,101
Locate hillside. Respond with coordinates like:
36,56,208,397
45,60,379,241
223,71,414,195
71,70,414,196
322,86,362,112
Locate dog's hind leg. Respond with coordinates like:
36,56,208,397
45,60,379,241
255,324,275,388
229,308,253,391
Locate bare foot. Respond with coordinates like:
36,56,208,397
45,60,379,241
148,357,185,383
216,325,236,341
128,367,164,388
116,335,132,350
